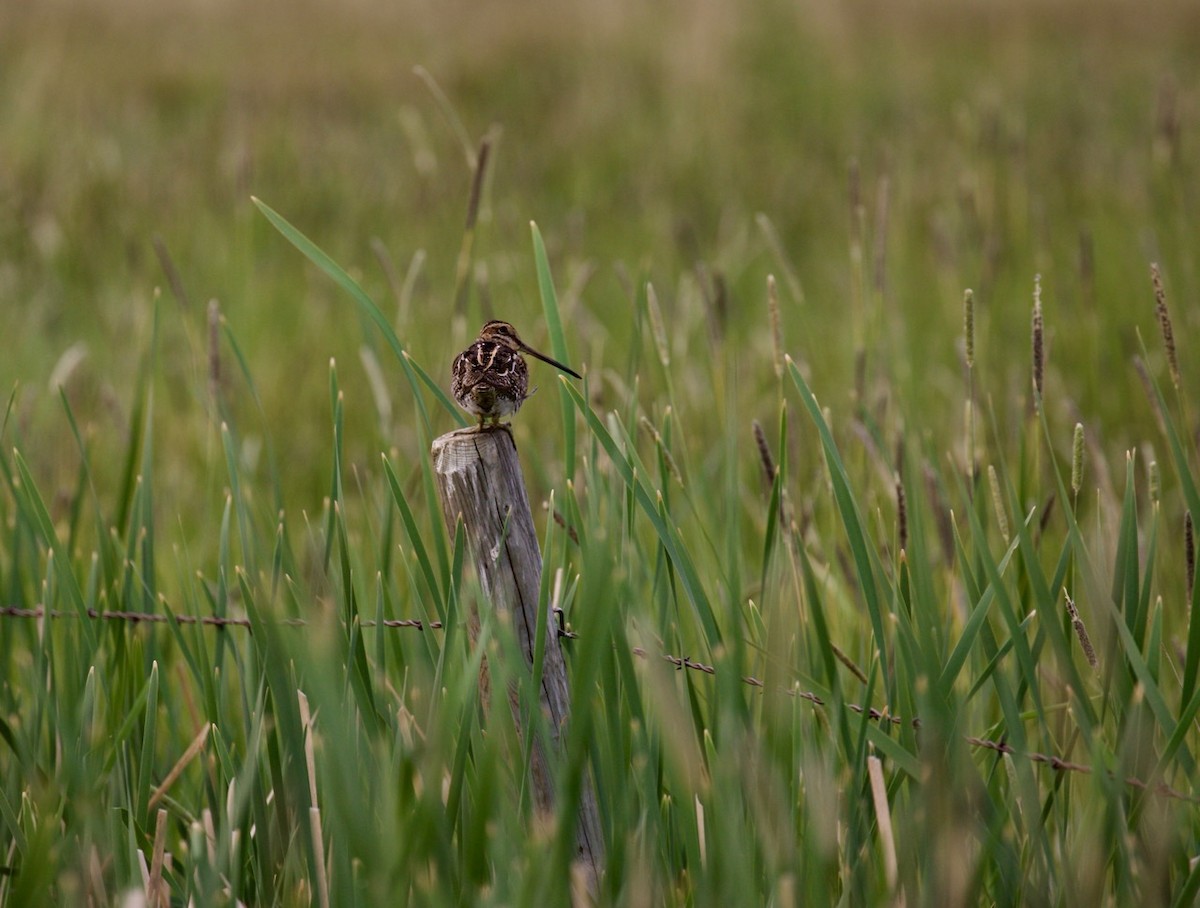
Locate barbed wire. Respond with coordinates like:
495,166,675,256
0,605,441,630
3,604,1195,802
634,650,1198,802
965,737,1198,802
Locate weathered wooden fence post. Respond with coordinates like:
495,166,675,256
431,427,604,885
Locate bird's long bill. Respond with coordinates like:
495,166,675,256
520,344,582,380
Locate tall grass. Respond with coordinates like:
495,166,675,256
2,1,1200,904
2,208,1199,903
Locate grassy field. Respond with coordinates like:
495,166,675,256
2,0,1200,904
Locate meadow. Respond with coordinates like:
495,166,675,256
1,0,1199,904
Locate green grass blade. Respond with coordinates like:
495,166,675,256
561,379,722,647
530,221,578,478
1183,559,1200,706
135,661,160,821
252,195,465,429
11,451,96,648
383,455,445,621
939,515,1030,697
785,357,889,685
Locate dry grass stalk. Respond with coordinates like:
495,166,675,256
201,807,217,863
872,174,890,296
465,136,491,233
1133,355,1168,436
1151,263,1180,389
452,134,494,314
297,691,330,908
1031,275,1044,402
146,808,169,908
149,723,211,810
1149,460,1161,506
1065,593,1098,669
153,235,191,310
867,756,902,901
830,642,869,685
310,807,331,908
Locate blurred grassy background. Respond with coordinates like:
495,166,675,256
3,2,1200,903
1,0,1197,547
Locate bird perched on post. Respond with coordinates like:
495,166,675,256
451,320,582,429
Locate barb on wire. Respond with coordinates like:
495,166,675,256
553,606,578,639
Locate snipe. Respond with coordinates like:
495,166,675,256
451,320,582,429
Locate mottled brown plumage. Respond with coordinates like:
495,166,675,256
451,320,581,428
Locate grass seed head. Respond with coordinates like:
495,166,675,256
752,420,777,496
1065,593,1099,669
208,298,221,410
1031,275,1044,402
1071,422,1085,496
963,288,975,369
1151,262,1180,389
